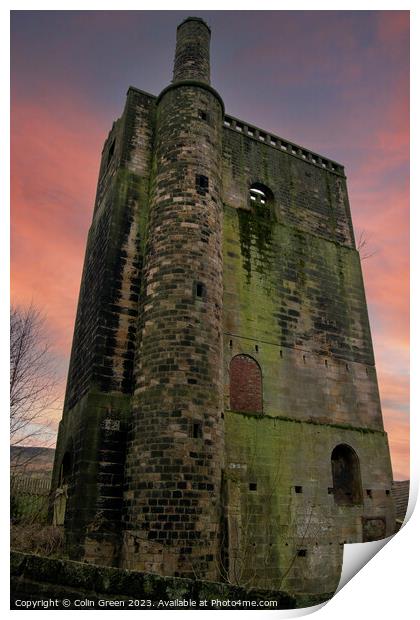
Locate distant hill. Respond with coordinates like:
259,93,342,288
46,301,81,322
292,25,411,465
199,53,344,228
10,446,55,480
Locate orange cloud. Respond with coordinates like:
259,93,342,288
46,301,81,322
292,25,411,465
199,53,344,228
11,94,108,353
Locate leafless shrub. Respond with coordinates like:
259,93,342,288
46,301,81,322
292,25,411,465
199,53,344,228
10,523,64,557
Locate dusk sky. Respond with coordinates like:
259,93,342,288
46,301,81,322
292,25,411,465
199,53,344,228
10,10,409,479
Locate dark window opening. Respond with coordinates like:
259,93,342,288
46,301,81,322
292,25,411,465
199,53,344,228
195,282,206,298
295,486,303,494
190,422,203,439
297,549,307,557
331,444,363,506
199,110,208,121
249,183,274,213
59,451,73,487
366,489,372,498
328,487,334,494
386,489,390,496
255,344,259,352
107,139,115,168
229,340,233,348
249,482,257,491
196,174,209,195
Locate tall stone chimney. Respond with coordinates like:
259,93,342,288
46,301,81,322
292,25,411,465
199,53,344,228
122,17,225,580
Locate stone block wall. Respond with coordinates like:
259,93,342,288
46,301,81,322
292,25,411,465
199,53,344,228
11,551,299,609
122,18,225,581
51,88,155,564
49,16,395,598
223,411,395,593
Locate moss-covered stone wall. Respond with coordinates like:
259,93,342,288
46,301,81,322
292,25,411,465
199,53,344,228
223,411,394,594
51,88,155,565
11,551,299,610
220,125,395,593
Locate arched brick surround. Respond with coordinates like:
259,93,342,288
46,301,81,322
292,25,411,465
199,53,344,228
229,354,263,413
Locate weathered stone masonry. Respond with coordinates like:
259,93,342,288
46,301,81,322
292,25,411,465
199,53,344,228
51,16,395,597
122,18,224,580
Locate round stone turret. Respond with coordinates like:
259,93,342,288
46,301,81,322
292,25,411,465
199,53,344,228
173,17,211,83
122,17,224,581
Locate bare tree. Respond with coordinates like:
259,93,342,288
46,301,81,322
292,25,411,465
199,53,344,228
10,303,60,467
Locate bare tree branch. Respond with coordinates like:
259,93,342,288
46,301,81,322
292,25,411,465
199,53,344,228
10,303,61,467
356,229,379,261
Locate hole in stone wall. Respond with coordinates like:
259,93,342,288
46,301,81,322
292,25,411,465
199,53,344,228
331,444,363,506
328,487,334,494
255,344,259,352
229,340,233,348
199,110,208,121
366,489,372,498
107,139,115,168
195,282,206,298
249,183,274,211
325,359,328,367
280,350,283,358
297,549,307,557
196,175,209,195
295,486,303,493
190,422,203,439
386,489,390,496
249,483,257,491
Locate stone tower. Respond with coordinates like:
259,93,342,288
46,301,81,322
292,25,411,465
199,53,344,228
121,17,225,579
51,16,395,596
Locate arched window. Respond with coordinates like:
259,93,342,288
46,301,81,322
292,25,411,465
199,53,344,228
59,451,73,486
331,444,362,506
106,138,115,168
53,450,73,526
249,182,274,212
229,354,263,414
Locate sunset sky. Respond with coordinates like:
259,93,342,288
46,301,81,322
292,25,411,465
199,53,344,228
10,10,409,479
